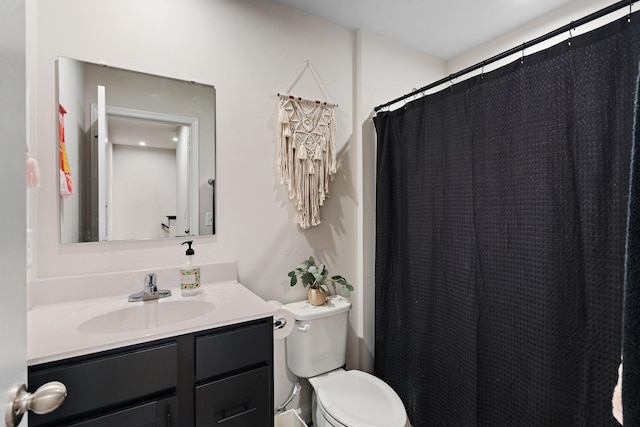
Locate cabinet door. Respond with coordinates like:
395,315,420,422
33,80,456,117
195,366,270,426
68,396,177,427
29,342,178,425
195,321,271,381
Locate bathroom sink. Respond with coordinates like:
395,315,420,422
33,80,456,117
78,300,215,334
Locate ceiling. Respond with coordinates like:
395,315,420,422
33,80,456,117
108,116,181,150
271,0,575,59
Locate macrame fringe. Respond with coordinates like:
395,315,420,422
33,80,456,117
278,96,336,229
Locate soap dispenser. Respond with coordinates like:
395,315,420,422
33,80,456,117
180,240,201,296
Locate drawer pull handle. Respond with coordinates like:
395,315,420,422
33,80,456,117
218,406,256,424
166,411,172,427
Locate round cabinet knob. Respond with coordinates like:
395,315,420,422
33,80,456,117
5,381,67,427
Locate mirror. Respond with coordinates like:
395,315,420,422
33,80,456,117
57,57,216,243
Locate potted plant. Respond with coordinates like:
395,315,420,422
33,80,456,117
288,256,354,306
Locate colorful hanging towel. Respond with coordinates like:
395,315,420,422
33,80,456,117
278,95,336,228
59,104,73,198
26,145,40,188
612,361,623,424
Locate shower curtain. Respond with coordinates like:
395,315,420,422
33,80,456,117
623,62,640,426
374,15,640,427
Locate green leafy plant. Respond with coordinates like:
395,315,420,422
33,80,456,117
288,256,354,296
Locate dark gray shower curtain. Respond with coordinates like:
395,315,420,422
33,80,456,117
374,15,640,427
623,61,640,426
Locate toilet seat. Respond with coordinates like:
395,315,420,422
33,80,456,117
315,370,407,427
317,399,348,427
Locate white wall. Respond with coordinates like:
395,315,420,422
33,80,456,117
111,145,177,241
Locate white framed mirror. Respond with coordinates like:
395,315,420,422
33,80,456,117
57,57,216,243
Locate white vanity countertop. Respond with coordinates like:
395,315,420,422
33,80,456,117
28,280,275,366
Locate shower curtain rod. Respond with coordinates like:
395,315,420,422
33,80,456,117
374,0,638,112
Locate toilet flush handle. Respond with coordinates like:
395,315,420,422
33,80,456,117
297,323,311,332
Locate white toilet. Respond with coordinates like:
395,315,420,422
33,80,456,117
283,296,408,427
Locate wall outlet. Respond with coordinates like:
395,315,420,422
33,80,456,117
205,212,213,226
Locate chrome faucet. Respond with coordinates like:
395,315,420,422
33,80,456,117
128,273,172,302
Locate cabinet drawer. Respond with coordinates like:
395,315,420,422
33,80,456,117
195,366,270,426
29,342,178,426
68,396,177,427
195,320,271,380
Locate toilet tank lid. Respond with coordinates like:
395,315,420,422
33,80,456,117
283,295,351,320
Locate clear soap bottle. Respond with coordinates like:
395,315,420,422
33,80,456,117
180,240,201,296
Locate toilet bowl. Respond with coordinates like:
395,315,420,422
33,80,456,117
283,297,408,427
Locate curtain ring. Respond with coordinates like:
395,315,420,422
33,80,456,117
568,21,574,46
521,44,525,64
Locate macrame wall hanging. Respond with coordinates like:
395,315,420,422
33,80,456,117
277,60,338,229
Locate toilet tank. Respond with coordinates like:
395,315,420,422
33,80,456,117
283,296,352,378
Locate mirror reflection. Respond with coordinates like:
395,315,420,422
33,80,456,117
57,57,216,243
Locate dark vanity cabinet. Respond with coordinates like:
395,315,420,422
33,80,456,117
28,317,274,427
29,343,179,426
